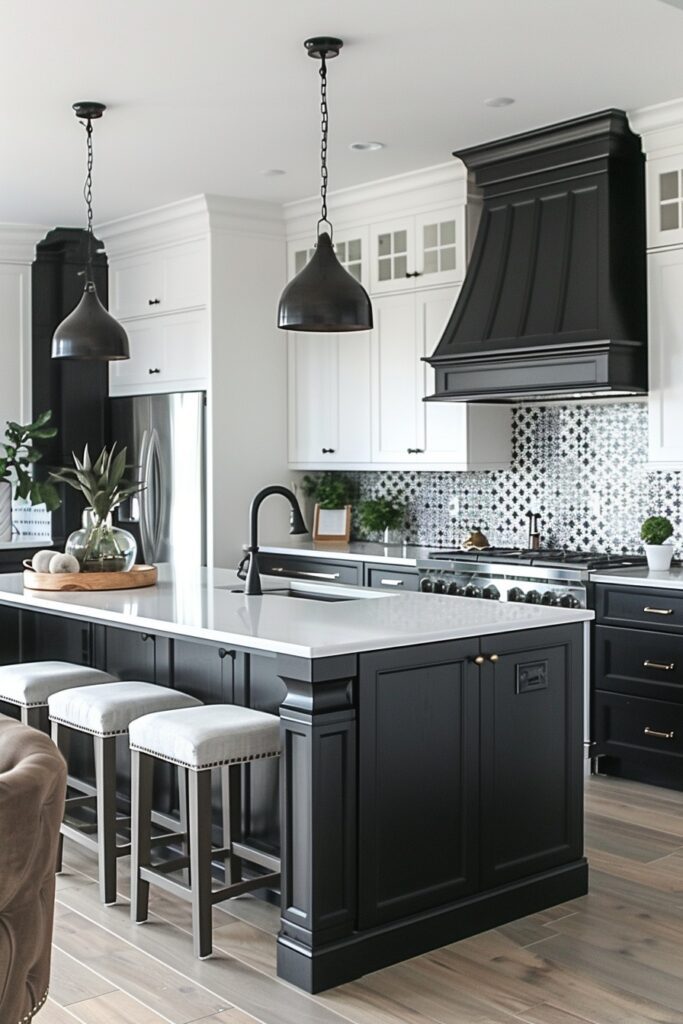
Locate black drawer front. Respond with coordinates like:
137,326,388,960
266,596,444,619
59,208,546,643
595,584,683,634
365,565,419,592
595,625,683,703
258,554,362,587
594,691,683,766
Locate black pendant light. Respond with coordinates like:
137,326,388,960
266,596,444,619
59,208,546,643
52,102,129,361
278,38,373,333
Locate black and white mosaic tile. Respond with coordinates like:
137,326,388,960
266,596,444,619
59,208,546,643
349,401,683,554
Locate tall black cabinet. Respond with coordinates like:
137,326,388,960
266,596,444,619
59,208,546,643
32,228,110,546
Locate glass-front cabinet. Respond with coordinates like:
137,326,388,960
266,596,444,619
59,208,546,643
370,206,466,293
289,226,369,288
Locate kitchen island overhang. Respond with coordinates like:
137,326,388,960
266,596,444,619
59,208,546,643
0,566,592,992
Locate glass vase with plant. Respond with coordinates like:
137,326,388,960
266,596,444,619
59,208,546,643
0,411,61,541
359,496,407,545
641,515,675,571
51,445,143,572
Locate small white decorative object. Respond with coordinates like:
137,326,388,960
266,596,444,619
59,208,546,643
31,549,55,573
0,480,11,543
645,543,674,571
48,553,80,574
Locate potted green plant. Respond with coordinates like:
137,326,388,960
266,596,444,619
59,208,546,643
301,473,357,541
0,411,61,542
51,445,144,572
641,515,675,571
359,496,407,546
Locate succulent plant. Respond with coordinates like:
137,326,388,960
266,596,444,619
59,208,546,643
50,444,143,521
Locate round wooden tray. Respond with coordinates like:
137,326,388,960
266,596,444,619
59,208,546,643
23,564,158,592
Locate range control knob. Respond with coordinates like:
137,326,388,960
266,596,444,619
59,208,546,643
465,584,483,599
559,592,581,608
507,587,525,602
420,577,433,593
541,590,560,606
525,590,541,604
448,581,465,596
483,585,500,601
433,579,447,594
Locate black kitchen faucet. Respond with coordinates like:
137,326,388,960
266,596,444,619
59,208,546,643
237,486,308,596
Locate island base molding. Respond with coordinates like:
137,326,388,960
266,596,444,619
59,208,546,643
276,858,588,993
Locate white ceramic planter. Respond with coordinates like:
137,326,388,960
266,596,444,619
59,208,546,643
0,481,11,543
645,542,674,571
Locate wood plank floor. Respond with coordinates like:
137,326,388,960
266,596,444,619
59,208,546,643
42,775,683,1024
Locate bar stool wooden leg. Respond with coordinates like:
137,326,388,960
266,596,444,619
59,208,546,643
131,749,154,923
94,735,118,905
177,766,190,885
51,721,70,873
23,705,48,731
188,768,213,958
221,764,243,885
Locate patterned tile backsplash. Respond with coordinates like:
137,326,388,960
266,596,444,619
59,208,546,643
348,401,683,554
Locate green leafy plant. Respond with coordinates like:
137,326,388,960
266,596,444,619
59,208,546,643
301,472,357,509
359,497,406,535
641,515,674,546
0,410,61,511
50,444,143,521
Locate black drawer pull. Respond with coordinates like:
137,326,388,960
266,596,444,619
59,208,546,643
643,659,676,671
643,606,674,616
644,726,675,740
406,447,424,454
321,448,336,454
148,298,161,305
148,368,161,375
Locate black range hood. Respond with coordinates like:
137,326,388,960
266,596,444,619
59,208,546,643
426,110,648,403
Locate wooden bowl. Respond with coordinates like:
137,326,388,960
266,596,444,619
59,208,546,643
23,564,158,592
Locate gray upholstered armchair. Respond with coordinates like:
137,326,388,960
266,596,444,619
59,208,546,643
0,712,66,1023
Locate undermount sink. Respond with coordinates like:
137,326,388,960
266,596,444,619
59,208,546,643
228,586,361,603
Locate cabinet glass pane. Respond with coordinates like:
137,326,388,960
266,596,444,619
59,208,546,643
423,224,438,249
440,220,455,245
440,247,456,272
661,171,679,202
394,255,407,278
336,241,347,261
424,249,438,274
394,230,408,253
348,239,361,261
348,262,362,281
661,203,680,232
422,219,457,277
378,259,392,281
378,233,392,257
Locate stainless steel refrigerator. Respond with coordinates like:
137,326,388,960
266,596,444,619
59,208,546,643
110,392,206,568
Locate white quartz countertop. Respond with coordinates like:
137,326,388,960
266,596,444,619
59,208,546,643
591,565,683,590
0,537,52,552
0,564,592,659
260,538,431,566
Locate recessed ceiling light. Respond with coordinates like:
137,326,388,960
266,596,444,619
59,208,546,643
261,168,287,176
349,141,385,151
484,96,515,108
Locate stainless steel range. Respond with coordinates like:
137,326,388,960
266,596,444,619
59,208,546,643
416,549,646,610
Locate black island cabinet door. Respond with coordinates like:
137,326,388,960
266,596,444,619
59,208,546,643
358,637,480,928
479,624,584,889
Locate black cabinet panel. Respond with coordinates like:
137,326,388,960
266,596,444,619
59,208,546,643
0,606,20,667
365,565,419,592
259,554,362,587
595,584,683,634
358,638,480,927
22,611,91,665
100,626,164,682
595,625,683,704
594,690,683,781
480,625,583,889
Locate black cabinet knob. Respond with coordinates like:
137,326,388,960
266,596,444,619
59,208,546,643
404,271,422,278
148,298,161,305
406,447,424,454
321,447,336,454
148,368,161,375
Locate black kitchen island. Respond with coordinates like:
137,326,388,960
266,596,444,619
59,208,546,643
0,565,591,992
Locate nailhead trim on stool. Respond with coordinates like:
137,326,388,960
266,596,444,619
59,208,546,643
0,661,115,709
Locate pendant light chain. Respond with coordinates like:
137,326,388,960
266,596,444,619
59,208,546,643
318,56,331,238
82,115,95,282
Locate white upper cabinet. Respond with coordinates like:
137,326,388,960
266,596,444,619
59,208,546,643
288,332,372,468
109,239,208,320
369,205,466,294
646,248,683,468
371,288,511,469
109,308,209,397
644,154,683,249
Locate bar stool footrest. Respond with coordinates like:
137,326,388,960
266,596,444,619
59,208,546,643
211,872,280,904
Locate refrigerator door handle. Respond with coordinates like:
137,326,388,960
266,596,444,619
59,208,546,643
142,428,166,564
139,429,153,564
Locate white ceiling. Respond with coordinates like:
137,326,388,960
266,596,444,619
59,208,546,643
1,0,683,226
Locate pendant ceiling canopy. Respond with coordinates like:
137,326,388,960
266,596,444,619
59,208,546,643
278,37,373,334
52,102,130,362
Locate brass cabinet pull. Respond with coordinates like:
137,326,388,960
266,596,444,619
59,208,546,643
644,726,675,740
380,579,403,587
643,659,675,671
473,655,485,666
643,606,674,616
488,654,499,663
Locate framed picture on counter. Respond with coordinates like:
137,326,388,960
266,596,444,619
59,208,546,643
312,504,352,543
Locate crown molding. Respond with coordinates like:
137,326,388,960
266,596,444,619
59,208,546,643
0,223,47,263
629,97,683,153
283,160,468,234
97,194,285,257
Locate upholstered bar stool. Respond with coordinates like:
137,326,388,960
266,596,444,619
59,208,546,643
49,680,202,904
129,704,281,958
0,661,115,731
